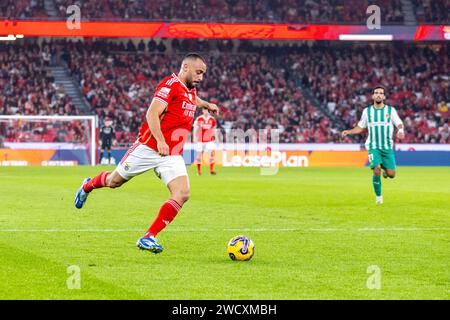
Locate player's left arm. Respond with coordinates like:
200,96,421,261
193,119,199,143
213,119,219,142
197,96,219,115
392,108,405,139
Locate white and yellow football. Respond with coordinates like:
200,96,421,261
227,235,255,261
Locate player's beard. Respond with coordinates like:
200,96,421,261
186,75,201,89
375,98,384,105
186,76,195,89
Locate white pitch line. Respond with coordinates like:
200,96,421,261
0,227,448,233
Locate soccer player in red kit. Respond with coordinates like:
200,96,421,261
74,53,219,253
193,108,217,175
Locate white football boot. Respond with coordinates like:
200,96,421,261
376,196,383,205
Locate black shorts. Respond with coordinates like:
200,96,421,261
101,140,112,150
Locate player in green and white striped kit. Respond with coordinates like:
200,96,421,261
342,86,405,204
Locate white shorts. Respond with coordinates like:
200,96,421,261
195,141,216,153
116,143,188,185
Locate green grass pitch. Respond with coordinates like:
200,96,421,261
0,166,449,299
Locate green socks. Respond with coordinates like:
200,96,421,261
373,175,382,196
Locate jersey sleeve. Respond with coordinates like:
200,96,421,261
357,108,368,128
391,108,403,127
152,80,177,106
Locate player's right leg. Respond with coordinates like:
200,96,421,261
373,166,383,204
369,149,383,204
74,142,141,209
74,170,127,209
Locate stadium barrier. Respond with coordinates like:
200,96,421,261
187,143,450,167
1,143,449,166
1,21,448,41
0,143,90,166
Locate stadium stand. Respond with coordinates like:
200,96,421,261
2,0,446,24
0,0,47,19
53,0,405,23
2,39,448,145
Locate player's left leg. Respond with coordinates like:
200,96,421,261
196,151,203,176
106,145,112,164
209,149,216,175
382,149,397,179
384,169,396,178
138,156,189,253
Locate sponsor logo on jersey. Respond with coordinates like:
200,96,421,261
182,101,196,118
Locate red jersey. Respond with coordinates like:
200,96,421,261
194,115,217,142
138,73,197,155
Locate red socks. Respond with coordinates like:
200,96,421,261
82,171,110,193
144,199,182,238
197,162,215,174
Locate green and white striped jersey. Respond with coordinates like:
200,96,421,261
357,105,403,150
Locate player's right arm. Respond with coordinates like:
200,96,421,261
341,108,367,137
147,98,169,156
341,126,365,137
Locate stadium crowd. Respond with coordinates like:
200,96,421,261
54,0,406,23
62,40,340,144
1,40,449,146
0,42,78,117
283,43,449,144
0,42,82,144
0,0,47,19
412,0,450,24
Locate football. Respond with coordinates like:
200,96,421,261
227,235,255,261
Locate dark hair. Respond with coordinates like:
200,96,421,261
372,85,386,95
183,53,206,63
